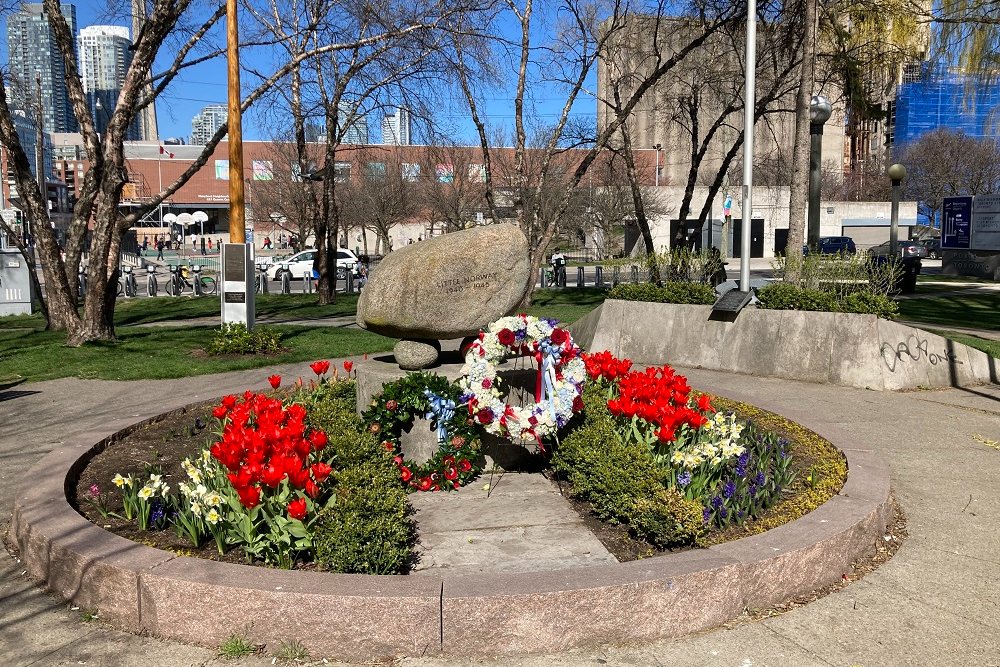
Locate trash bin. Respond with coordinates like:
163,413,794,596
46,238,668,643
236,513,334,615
899,257,920,294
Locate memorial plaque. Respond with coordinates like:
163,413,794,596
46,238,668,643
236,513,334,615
224,291,246,304
224,247,246,281
712,289,753,314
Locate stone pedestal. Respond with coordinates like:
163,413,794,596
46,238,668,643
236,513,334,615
355,355,545,469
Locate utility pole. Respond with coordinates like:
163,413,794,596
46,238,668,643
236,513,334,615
227,0,245,244
34,74,45,210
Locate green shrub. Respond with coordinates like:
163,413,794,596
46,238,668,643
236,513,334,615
206,323,282,355
757,283,899,319
756,283,836,312
551,385,705,548
608,281,717,305
313,459,412,574
306,380,413,574
838,291,899,319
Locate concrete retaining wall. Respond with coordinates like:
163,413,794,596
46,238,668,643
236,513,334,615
570,300,999,391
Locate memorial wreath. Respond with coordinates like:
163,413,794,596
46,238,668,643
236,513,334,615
458,315,586,444
363,372,481,492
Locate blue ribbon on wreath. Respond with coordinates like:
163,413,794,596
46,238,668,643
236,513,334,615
423,389,456,443
537,339,563,420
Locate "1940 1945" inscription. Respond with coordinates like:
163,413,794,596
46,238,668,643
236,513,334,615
438,272,499,295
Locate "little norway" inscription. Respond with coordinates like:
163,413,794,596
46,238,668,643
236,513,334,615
438,272,499,295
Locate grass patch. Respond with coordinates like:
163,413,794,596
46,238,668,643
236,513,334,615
0,311,46,330
918,273,997,284
0,324,393,382
896,291,1000,331
526,287,607,324
928,330,1000,359
217,630,260,659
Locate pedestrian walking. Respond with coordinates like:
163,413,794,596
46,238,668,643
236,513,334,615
142,236,149,255
207,238,213,253
156,239,165,260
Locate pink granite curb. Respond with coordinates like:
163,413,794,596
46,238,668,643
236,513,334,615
8,398,892,660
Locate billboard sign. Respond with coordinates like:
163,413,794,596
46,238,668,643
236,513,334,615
941,196,972,249
942,195,1000,251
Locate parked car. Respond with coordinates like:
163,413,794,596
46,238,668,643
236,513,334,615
919,238,941,259
269,248,360,280
801,236,857,256
866,240,927,259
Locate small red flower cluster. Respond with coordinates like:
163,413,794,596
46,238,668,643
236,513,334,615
391,439,474,492
600,359,712,443
210,391,331,519
582,350,633,383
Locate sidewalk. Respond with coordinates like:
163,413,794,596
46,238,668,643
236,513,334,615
2,366,999,666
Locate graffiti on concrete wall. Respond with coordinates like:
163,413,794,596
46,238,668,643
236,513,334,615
880,335,963,373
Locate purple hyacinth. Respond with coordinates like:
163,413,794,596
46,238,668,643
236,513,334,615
735,452,749,477
702,507,712,523
723,480,736,499
748,483,758,497
711,495,723,509
719,507,728,519
755,471,766,486
151,502,165,524
677,472,692,487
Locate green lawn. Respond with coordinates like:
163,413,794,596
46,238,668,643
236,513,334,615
0,324,394,383
918,273,998,284
0,294,359,331
896,292,1000,331
526,287,608,324
928,331,1000,360
0,288,606,383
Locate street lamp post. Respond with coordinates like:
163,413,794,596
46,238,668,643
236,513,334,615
652,143,662,187
739,0,758,292
808,94,832,248
887,163,906,256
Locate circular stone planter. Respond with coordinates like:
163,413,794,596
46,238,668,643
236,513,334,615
8,390,892,661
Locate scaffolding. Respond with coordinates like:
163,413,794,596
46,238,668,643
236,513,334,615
893,66,1000,146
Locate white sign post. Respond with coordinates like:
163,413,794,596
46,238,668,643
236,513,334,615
221,243,255,327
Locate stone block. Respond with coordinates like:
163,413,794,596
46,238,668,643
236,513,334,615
139,557,444,660
772,310,837,384
440,551,744,655
717,308,784,377
839,448,892,504
828,312,884,390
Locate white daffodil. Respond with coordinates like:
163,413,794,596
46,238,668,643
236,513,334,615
205,492,223,507
190,501,203,516
137,486,154,500
205,508,221,525
112,473,127,488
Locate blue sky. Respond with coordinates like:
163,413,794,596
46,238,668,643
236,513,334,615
2,2,597,145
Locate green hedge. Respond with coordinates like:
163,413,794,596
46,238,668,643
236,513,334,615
608,281,717,305
305,381,413,573
757,283,898,319
551,385,705,548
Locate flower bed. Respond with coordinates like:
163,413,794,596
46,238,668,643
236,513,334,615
76,362,414,573
551,351,847,557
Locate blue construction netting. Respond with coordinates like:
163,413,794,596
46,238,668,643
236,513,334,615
894,69,1000,145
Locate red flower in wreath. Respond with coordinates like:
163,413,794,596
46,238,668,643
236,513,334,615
287,497,307,520
477,408,495,425
497,328,516,346
400,466,413,482
416,476,432,491
386,399,398,411
458,459,472,472
444,466,459,481
550,328,569,345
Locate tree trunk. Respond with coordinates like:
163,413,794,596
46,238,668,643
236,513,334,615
786,0,818,283
618,126,661,283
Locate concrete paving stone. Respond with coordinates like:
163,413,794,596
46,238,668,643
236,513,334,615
412,524,616,574
2,358,999,664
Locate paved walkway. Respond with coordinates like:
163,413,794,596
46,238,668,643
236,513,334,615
2,365,999,666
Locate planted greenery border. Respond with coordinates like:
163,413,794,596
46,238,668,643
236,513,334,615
551,386,847,555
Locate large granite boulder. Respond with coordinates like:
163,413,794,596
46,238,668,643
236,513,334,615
357,224,532,340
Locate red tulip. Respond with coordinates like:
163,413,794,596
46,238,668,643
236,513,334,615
309,360,330,376
310,462,333,484
268,374,281,389
236,485,261,509
212,405,228,419
287,497,307,520
343,360,354,373
308,430,328,451
697,394,713,413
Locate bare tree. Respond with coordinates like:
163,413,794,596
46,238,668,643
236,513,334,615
448,0,739,307
339,146,419,252
0,0,475,341
899,128,1000,223
418,142,488,233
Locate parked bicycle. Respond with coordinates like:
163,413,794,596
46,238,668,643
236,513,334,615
146,265,158,297
119,265,138,297
166,264,218,296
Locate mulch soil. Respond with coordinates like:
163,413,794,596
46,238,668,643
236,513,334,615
74,395,851,568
